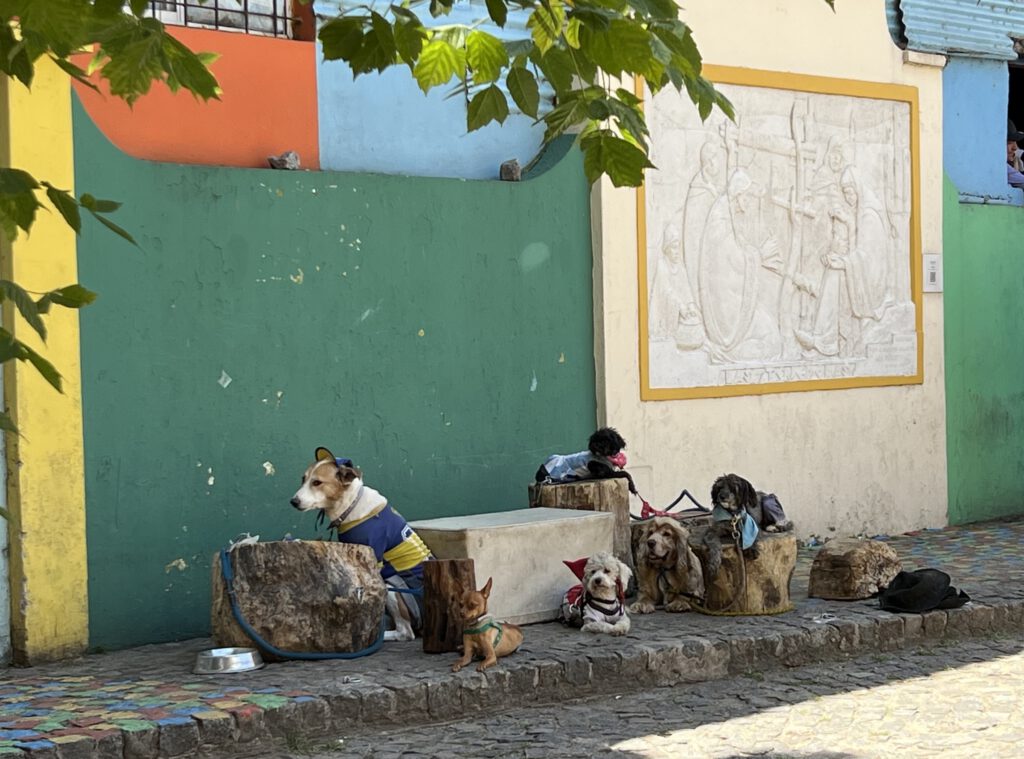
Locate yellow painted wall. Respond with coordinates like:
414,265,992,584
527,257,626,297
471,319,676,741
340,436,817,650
593,0,948,538
0,61,88,663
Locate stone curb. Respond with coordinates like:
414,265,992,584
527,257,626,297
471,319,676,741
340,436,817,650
13,598,1022,758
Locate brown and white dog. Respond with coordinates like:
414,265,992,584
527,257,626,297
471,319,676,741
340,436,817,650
629,517,705,614
290,447,432,642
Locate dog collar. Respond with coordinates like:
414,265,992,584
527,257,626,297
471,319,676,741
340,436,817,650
325,485,366,532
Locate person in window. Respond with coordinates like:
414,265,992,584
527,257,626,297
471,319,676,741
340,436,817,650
1007,120,1024,189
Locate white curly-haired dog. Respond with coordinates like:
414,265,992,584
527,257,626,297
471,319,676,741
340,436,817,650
560,552,633,636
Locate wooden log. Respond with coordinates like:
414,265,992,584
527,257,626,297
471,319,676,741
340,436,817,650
211,540,385,662
808,538,902,600
528,479,633,576
692,532,797,615
422,558,476,654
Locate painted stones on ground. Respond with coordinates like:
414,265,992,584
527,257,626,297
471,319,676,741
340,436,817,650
808,538,902,600
211,541,385,661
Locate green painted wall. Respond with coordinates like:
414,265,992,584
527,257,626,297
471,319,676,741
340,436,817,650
72,99,596,649
943,175,1024,524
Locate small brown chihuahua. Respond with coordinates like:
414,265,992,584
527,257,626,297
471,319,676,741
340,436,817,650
451,578,524,672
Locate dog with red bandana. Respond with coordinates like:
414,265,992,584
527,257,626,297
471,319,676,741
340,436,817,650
559,552,633,636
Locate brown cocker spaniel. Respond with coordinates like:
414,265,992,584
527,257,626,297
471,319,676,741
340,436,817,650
629,517,705,614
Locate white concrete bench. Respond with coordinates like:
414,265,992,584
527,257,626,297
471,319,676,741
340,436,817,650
410,508,614,624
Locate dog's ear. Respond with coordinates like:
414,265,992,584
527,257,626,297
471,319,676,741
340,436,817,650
335,465,359,483
617,559,633,588
737,476,758,509
711,475,726,504
680,541,705,598
315,447,335,463
480,577,493,598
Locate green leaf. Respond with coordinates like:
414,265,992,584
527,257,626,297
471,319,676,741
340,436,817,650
347,12,398,75
413,39,465,93
319,17,368,62
0,414,14,436
531,45,575,92
79,193,122,213
528,0,566,55
565,17,582,49
43,184,82,234
579,19,652,78
86,209,137,245
0,280,46,341
0,170,43,240
46,284,98,309
129,0,149,16
50,56,100,92
541,96,591,142
0,329,62,393
100,31,165,104
485,0,508,27
0,24,34,87
580,130,654,187
466,30,508,85
507,67,540,119
394,17,426,69
21,342,63,392
467,85,510,131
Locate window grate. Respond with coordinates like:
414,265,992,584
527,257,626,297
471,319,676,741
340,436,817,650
145,1,294,39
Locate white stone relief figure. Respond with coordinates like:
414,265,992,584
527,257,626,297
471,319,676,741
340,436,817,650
697,170,783,362
797,212,860,357
682,141,725,300
837,167,893,322
648,225,701,348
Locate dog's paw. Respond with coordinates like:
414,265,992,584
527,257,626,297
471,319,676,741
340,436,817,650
451,662,464,673
628,601,656,615
665,599,691,613
609,622,630,636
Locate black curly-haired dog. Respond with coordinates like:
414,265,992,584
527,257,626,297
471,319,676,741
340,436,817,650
702,473,792,580
535,427,640,495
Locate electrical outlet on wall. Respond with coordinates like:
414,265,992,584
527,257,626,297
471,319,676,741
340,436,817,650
923,254,943,292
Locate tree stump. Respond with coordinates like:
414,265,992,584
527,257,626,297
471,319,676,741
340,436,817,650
529,479,633,576
692,532,797,615
211,541,385,661
422,559,476,654
808,538,902,600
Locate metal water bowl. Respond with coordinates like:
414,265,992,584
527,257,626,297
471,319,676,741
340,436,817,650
194,647,264,674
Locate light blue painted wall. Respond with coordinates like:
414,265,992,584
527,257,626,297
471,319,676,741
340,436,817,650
314,0,548,180
942,56,1020,203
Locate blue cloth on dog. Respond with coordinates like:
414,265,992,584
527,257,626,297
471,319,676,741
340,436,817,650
539,451,598,482
711,506,760,550
336,503,432,580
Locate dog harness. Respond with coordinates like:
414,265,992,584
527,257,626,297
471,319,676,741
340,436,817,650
334,503,432,580
463,616,505,647
559,584,626,627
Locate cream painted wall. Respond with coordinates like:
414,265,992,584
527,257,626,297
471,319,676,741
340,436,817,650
593,0,947,538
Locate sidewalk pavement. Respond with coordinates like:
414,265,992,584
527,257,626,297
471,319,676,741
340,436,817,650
2,518,1023,759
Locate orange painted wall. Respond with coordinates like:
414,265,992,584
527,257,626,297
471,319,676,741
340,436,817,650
73,27,319,169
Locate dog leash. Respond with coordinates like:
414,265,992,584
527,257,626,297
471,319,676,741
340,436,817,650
218,548,420,661
631,488,711,521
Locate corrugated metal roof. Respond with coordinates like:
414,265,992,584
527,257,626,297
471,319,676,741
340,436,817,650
887,0,1024,60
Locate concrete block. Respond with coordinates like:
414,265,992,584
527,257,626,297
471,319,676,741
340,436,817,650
411,508,614,623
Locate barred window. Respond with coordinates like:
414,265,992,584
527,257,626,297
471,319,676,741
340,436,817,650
146,1,299,39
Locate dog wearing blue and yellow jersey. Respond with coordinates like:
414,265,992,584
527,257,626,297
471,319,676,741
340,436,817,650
291,447,433,642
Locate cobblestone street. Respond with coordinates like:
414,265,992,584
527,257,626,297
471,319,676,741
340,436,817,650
240,634,1024,759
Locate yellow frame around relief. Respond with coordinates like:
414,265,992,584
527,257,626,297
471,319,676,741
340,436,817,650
636,65,923,402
